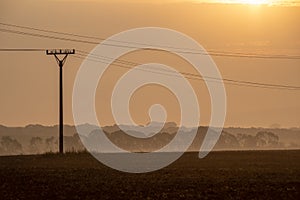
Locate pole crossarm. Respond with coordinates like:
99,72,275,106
46,49,75,67
46,49,75,55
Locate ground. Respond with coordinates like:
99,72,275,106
0,150,299,199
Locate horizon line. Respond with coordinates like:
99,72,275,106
0,123,299,130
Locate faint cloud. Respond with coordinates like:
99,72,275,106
226,40,271,48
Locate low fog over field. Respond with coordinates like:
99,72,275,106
0,123,299,155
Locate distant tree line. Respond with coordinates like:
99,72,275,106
0,130,298,155
214,131,280,150
0,134,84,155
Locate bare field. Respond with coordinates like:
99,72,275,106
0,150,299,199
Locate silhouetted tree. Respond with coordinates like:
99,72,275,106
45,136,57,152
215,131,239,149
64,134,85,152
256,131,279,147
236,134,257,149
0,136,23,155
29,137,44,154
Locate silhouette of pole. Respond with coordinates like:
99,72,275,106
59,60,63,154
46,49,75,153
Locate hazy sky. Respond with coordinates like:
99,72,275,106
0,0,299,128
196,0,300,5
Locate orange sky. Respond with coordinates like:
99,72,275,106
0,0,299,128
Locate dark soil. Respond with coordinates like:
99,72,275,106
0,150,299,200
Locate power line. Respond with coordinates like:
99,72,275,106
75,53,300,90
76,50,300,90
0,28,100,45
73,54,263,89
74,52,300,90
1,21,299,59
0,48,46,51
0,47,298,90
1,23,300,60
0,22,104,41
0,22,277,55
0,47,299,90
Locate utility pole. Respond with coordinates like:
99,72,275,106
46,49,75,153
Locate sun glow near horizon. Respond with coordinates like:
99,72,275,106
192,0,300,6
